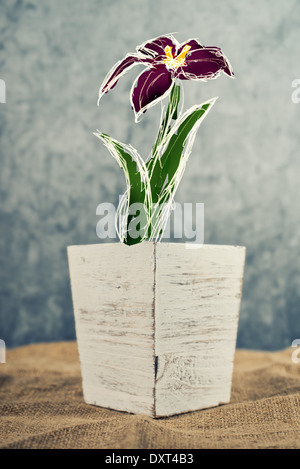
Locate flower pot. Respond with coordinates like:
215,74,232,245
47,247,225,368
67,242,245,418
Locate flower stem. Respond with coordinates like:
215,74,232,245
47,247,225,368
147,83,181,179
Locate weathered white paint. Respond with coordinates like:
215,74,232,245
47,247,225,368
154,243,245,416
68,242,155,415
68,242,245,417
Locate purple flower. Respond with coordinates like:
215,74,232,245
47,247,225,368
98,34,234,122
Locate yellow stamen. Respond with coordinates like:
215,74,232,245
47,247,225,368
176,45,191,62
163,44,191,69
164,45,173,60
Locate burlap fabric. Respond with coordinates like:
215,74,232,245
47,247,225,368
0,342,299,449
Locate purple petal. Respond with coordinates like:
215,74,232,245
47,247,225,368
176,39,203,56
131,64,173,121
175,47,234,81
98,54,152,102
137,35,178,58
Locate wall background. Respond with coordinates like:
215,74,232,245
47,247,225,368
0,0,299,350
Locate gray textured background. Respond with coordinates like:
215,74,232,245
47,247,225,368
0,0,299,350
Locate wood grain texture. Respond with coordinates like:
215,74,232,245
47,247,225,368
154,243,246,417
68,242,246,417
67,242,155,415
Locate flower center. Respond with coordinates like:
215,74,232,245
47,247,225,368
163,45,191,69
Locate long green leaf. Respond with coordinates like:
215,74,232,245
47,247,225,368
94,131,151,245
150,98,217,203
147,98,217,239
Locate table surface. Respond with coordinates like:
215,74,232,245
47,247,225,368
0,342,299,449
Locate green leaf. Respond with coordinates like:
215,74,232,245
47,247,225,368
94,131,151,245
147,98,217,239
94,131,145,204
151,98,217,202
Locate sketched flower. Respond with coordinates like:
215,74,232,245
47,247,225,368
98,34,234,122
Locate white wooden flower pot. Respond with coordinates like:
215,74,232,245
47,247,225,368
67,242,245,418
